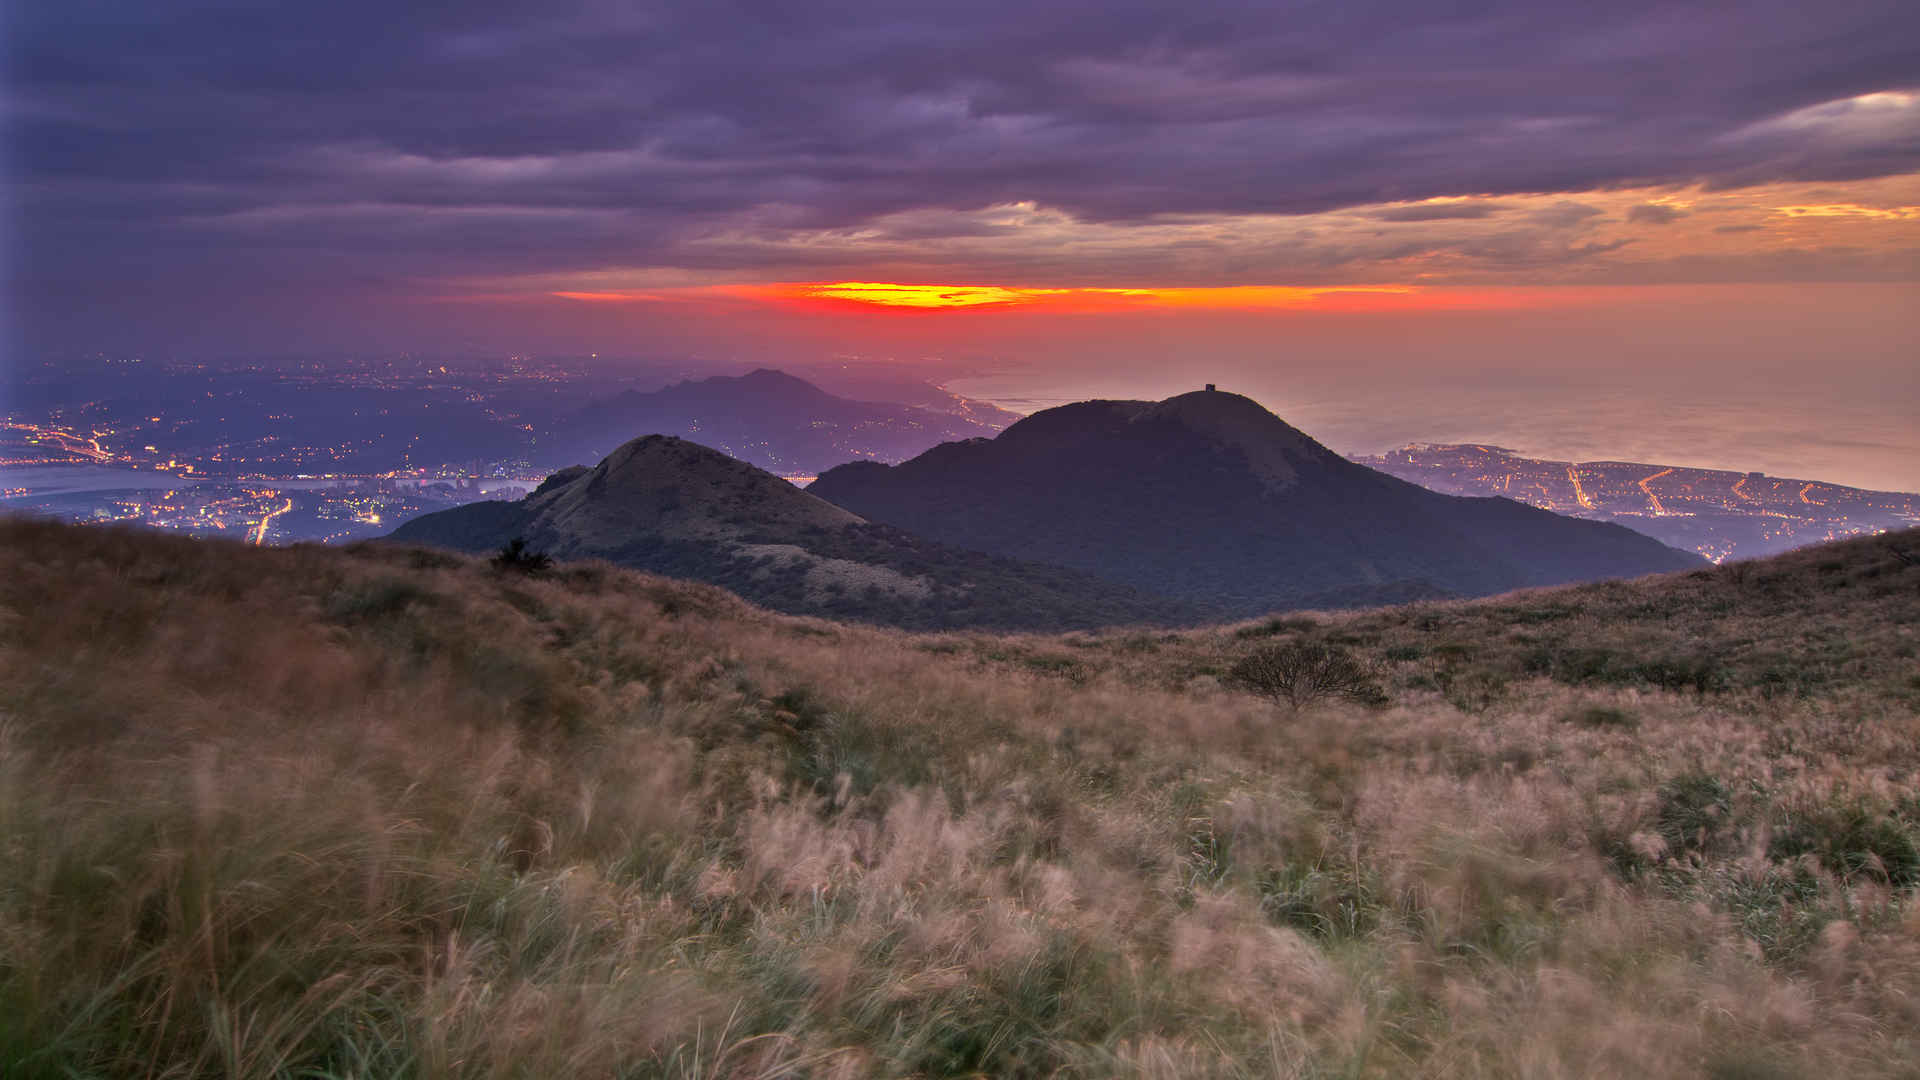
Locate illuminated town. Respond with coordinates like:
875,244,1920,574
0,354,963,543
1355,444,1920,562
0,354,561,544
2,416,533,546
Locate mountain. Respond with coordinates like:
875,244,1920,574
388,434,1197,630
808,388,1706,617
786,365,1025,428
546,368,1013,476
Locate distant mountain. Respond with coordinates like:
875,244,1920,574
808,389,1706,617
388,434,1197,630
545,369,1013,476
786,366,1025,428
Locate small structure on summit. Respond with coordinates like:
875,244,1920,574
1205,383,1216,392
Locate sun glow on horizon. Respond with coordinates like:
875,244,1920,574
778,282,1070,308
545,280,1449,311
738,281,1429,312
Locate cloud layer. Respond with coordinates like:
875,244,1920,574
10,1,1920,346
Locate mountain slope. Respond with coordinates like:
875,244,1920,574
389,434,1197,630
809,388,1705,616
7,516,1918,1078
547,368,1011,475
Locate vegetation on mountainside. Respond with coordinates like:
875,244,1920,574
2,518,1917,1078
1228,642,1389,709
491,536,553,575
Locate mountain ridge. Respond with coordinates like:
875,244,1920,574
810,388,1705,616
389,433,1200,630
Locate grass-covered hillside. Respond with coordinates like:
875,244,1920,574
3,517,1918,1078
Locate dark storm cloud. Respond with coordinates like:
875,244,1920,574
9,0,1920,318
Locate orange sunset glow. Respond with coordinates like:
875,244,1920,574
763,281,1527,314
771,282,1424,311
774,282,1068,308
545,280,1563,314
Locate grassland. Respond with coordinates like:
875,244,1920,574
2,517,1917,1077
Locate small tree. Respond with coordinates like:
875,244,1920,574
492,536,552,575
1230,641,1388,709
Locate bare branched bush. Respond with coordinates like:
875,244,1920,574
1229,641,1389,708
492,536,553,574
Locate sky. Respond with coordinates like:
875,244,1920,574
7,1,1920,487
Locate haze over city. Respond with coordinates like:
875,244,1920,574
8,1,1918,491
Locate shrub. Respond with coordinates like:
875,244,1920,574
1233,615,1318,640
1718,864,1830,964
1254,861,1384,940
1524,645,1728,694
1563,705,1638,730
1229,642,1389,709
492,536,553,575
324,577,434,621
1657,772,1735,856
405,548,464,570
1436,666,1507,714
1769,802,1920,886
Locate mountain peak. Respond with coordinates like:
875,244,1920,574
1136,388,1340,491
667,368,831,400
736,368,817,388
994,399,1153,446
524,434,862,545
988,388,1336,492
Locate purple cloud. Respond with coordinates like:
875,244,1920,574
9,0,1920,349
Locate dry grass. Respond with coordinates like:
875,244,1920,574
2,517,1917,1078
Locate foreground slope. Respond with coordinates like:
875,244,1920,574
389,433,1196,630
4,518,1917,1078
811,389,1704,615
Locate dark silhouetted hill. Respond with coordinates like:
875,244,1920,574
389,434,1197,630
809,389,1705,617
